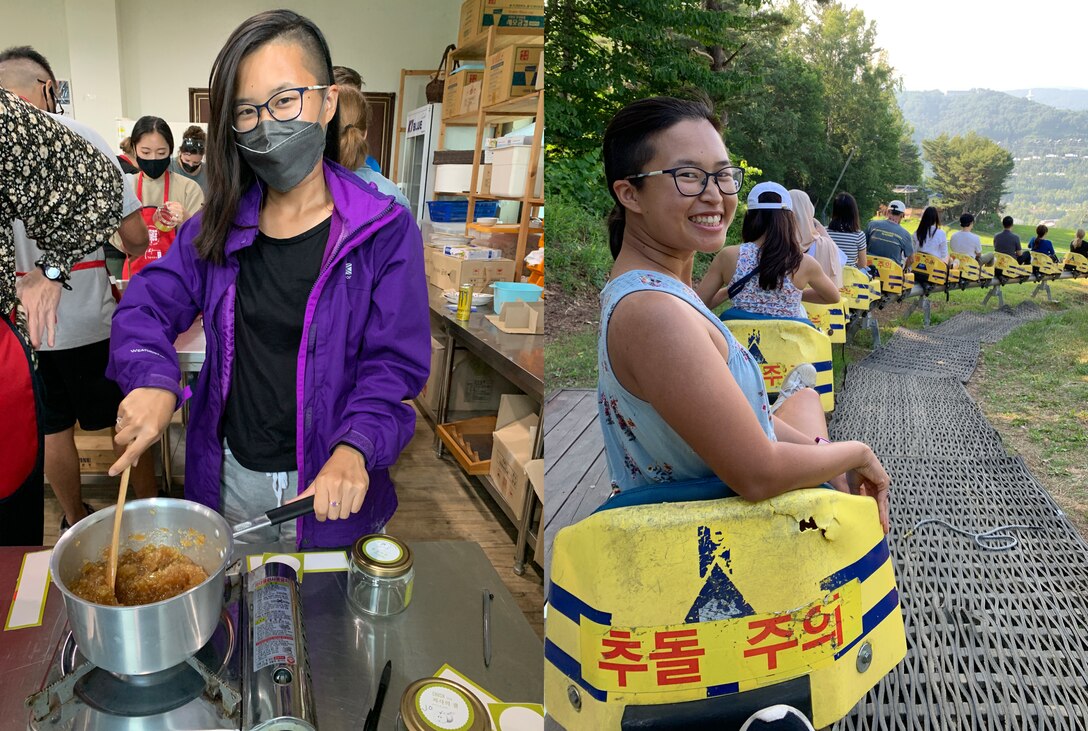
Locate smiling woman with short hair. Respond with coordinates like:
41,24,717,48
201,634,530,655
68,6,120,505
596,95,890,532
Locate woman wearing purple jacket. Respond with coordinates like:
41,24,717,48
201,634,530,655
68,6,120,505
106,10,429,549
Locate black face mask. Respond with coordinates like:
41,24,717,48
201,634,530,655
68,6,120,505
137,156,170,179
180,161,200,173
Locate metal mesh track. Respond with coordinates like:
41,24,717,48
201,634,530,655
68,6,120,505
832,367,1007,459
926,302,1050,343
834,457,1088,730
853,329,981,382
830,316,1088,729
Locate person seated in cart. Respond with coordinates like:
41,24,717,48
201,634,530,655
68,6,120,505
597,94,890,532
107,9,430,547
695,181,840,320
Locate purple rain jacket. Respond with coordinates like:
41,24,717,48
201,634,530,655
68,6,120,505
107,161,430,548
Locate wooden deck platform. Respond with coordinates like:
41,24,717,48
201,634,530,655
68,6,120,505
542,389,609,587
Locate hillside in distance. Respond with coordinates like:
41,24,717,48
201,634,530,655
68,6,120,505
898,89,1088,227
1005,88,1088,112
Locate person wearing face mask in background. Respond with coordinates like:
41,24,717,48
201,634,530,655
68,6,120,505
114,116,204,277
107,9,430,549
169,126,209,194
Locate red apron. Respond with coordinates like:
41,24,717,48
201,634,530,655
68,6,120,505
123,171,177,278
0,312,45,545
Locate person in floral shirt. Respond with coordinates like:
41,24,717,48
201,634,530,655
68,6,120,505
0,88,122,545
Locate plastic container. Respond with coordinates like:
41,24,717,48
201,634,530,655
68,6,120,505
491,145,543,198
434,164,474,194
426,200,500,223
347,534,414,617
397,678,489,731
490,281,543,314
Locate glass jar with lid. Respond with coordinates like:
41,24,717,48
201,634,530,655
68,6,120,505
397,678,489,731
348,534,414,617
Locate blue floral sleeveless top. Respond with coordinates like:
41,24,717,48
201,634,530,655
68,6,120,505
597,270,776,492
729,242,805,318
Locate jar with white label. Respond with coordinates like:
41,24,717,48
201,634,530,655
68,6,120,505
348,534,414,616
397,678,489,731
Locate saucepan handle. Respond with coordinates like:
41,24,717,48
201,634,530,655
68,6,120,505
265,496,315,527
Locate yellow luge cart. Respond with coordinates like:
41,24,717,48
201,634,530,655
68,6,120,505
546,488,907,730
868,256,904,297
949,252,981,285
802,300,847,345
993,252,1031,280
1064,251,1088,275
722,319,835,412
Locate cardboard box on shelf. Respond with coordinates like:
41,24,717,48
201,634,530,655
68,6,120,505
441,69,484,119
423,246,436,279
422,338,523,416
489,394,539,520
75,427,116,474
483,45,542,108
525,458,543,501
430,253,514,290
458,0,545,47
459,80,483,116
486,300,543,334
442,245,503,260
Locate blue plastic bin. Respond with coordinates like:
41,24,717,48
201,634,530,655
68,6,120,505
427,200,500,223
490,282,543,314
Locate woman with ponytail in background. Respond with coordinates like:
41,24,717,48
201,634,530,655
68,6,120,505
337,84,409,208
695,181,839,317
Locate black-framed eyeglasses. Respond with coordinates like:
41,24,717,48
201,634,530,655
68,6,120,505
37,78,62,115
232,85,328,133
625,166,744,197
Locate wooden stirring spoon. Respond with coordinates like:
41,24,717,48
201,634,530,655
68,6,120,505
106,465,132,599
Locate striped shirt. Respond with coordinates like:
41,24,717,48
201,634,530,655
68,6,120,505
827,229,867,267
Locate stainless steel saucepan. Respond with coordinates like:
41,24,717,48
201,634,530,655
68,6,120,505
50,496,315,675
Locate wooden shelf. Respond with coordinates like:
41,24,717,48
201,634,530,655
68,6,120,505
441,113,489,126
473,194,544,205
484,91,540,116
451,30,543,60
436,27,544,282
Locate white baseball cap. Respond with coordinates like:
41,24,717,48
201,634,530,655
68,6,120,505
746,182,793,211
888,200,906,214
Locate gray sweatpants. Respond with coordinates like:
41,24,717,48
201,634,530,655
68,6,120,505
221,441,298,545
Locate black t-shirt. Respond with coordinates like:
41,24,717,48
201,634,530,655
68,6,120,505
223,217,331,472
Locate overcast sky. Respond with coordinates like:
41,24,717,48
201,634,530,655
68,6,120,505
845,0,1088,92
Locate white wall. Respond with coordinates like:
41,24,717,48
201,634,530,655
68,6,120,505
116,0,460,123
0,0,74,98
2,0,461,146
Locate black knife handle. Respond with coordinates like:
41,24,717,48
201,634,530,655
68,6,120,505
265,496,315,527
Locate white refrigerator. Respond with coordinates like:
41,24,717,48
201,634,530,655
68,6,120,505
400,104,442,224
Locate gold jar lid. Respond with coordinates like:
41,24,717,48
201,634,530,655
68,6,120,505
352,534,413,578
399,678,488,731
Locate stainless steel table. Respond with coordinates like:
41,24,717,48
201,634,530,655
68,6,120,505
427,286,545,575
0,540,543,728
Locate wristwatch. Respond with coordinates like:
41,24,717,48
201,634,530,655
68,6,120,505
37,262,72,290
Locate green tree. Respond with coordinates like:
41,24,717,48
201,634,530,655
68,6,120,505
546,0,789,214
787,1,919,218
922,132,1015,217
